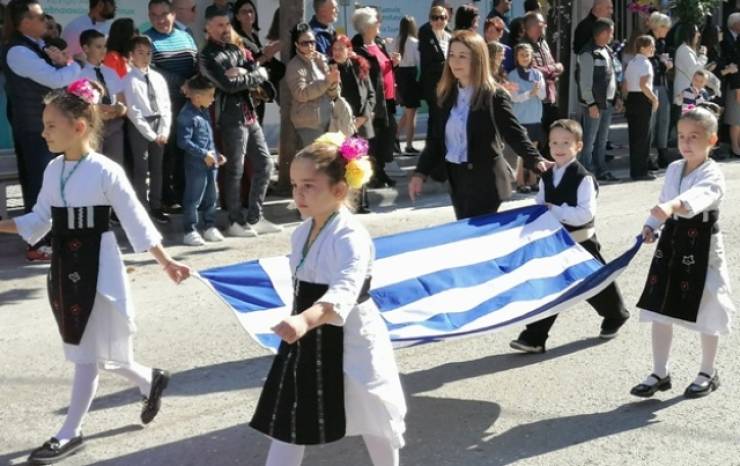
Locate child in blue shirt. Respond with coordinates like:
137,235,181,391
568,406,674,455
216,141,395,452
177,75,226,246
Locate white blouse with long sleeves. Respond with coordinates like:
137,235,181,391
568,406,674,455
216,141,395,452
289,206,407,448
673,43,708,104
639,159,734,335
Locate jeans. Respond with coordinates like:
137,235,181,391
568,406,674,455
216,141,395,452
182,161,218,233
580,102,614,176
221,122,273,225
650,85,670,150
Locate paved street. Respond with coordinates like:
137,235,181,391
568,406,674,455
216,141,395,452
2,123,740,465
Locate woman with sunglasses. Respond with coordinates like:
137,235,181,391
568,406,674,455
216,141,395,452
485,17,514,72
285,22,340,147
418,5,452,152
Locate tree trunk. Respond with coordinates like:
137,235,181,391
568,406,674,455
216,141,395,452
277,0,304,192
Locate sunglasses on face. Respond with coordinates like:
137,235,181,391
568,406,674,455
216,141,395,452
431,15,447,21
298,40,316,46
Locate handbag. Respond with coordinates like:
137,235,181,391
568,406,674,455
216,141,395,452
329,95,356,136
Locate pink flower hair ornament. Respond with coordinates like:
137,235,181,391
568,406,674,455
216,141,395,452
339,136,369,161
67,78,102,105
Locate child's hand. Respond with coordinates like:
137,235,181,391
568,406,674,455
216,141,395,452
272,315,309,344
642,226,656,243
535,159,555,173
163,260,191,284
650,202,674,222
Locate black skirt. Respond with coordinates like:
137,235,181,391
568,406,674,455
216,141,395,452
395,66,421,108
250,281,346,445
637,211,718,323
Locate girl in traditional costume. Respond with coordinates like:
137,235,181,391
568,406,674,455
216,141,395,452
250,133,406,466
0,79,191,464
630,104,734,399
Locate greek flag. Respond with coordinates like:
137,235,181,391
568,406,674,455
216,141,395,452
200,205,642,352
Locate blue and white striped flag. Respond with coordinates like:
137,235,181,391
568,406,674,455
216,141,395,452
200,205,642,352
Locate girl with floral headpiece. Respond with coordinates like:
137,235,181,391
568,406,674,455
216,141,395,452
250,133,406,466
0,78,191,464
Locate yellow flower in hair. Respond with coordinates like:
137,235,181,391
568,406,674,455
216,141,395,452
314,132,346,147
345,157,373,189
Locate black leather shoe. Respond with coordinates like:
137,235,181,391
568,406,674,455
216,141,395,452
28,436,84,464
630,373,671,397
684,371,720,399
509,339,545,354
141,369,170,424
647,158,660,171
631,173,657,181
596,172,619,182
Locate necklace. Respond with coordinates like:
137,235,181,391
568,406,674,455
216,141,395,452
295,211,339,274
60,154,88,207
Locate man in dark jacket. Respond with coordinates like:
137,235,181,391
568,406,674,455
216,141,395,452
199,8,281,237
572,0,613,54
309,0,337,57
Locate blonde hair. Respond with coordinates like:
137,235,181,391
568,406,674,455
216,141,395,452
679,104,721,136
648,11,671,30
436,30,497,110
429,5,447,19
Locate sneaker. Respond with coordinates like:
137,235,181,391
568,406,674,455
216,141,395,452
249,218,283,235
203,227,225,242
405,145,420,154
27,245,52,262
183,231,206,246
28,436,85,464
225,222,257,238
150,209,170,225
509,339,545,354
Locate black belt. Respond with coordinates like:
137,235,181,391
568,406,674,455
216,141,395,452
670,210,719,234
51,206,111,236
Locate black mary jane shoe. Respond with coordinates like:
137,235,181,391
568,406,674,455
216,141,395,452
28,436,85,464
684,371,720,399
141,368,171,424
630,373,672,398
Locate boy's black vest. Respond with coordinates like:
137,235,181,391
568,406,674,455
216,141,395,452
542,161,599,232
1,34,56,133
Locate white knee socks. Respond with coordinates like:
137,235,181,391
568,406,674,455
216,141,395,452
648,322,673,381
697,333,719,383
105,362,152,396
56,363,99,441
265,440,305,466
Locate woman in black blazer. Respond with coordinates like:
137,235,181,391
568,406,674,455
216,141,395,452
418,5,452,139
409,30,553,220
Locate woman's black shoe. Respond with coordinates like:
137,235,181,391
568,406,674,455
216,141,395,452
28,436,84,464
141,368,170,424
367,178,386,189
405,145,420,154
630,373,672,397
684,371,720,399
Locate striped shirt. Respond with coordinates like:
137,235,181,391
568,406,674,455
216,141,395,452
143,27,197,91
681,86,709,113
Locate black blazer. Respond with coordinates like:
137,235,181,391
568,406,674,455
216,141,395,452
351,34,393,125
338,60,376,139
416,88,543,200
418,22,447,100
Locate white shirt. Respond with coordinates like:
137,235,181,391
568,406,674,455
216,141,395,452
445,86,473,164
624,54,653,92
391,36,420,68
434,29,451,57
645,159,724,231
61,14,113,58
6,36,81,89
79,63,123,104
122,67,172,141
535,158,597,227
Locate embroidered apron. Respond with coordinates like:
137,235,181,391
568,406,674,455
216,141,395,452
48,206,110,345
250,278,371,445
637,210,718,323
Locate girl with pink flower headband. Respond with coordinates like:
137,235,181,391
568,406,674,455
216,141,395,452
250,132,406,466
0,77,192,464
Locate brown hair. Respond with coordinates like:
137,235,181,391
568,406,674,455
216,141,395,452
43,81,105,150
436,30,497,110
549,119,583,143
295,143,347,187
635,35,655,53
